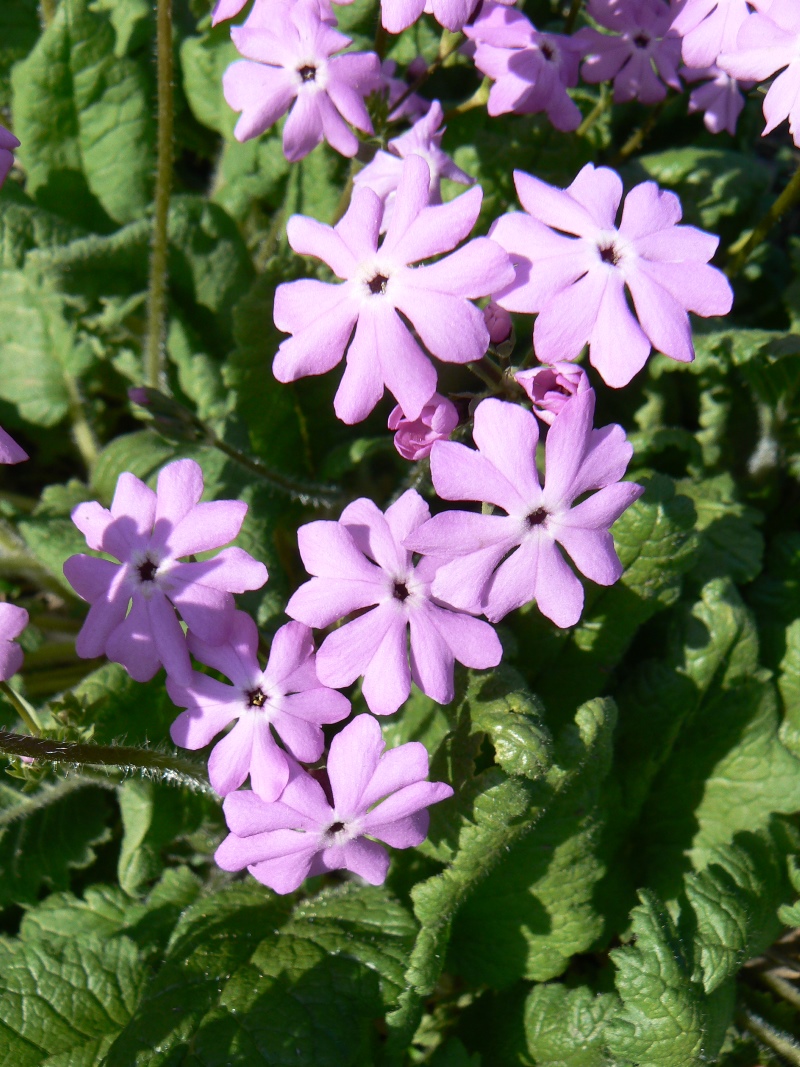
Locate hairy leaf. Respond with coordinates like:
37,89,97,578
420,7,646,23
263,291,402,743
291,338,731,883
524,984,619,1067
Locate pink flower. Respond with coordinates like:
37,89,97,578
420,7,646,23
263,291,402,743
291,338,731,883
466,4,583,130
215,714,453,894
273,155,514,425
211,0,249,24
223,0,378,161
0,604,28,680
489,164,734,388
381,0,477,34
376,58,429,122
0,126,19,189
719,1,800,146
168,612,350,800
516,363,591,425
683,65,750,134
405,394,643,629
388,393,460,460
671,0,752,69
353,101,472,231
576,0,682,105
63,459,268,685
0,427,27,464
286,489,503,715
483,302,513,346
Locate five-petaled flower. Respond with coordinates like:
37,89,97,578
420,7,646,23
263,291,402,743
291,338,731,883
489,163,734,388
168,612,350,799
63,459,267,685
215,714,453,894
0,604,28,681
273,154,514,424
287,489,503,715
405,394,643,629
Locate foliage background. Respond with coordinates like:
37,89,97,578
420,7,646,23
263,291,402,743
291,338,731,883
2,0,800,1063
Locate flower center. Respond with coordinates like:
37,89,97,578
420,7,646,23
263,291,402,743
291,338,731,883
137,557,158,583
298,64,316,81
368,273,389,295
527,508,548,528
246,688,268,708
632,33,650,49
393,581,410,601
328,821,346,834
598,243,620,266
540,42,555,61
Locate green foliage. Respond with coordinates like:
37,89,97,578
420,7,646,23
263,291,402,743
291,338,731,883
523,984,619,1067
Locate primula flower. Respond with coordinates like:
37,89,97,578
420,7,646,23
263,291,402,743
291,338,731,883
0,126,19,188
63,460,267,685
388,393,460,460
223,0,378,161
719,1,800,147
0,604,28,680
405,394,643,629
683,65,750,134
467,4,582,130
576,0,682,105
168,612,350,800
286,489,503,715
381,0,478,35
484,302,513,346
0,427,27,464
489,164,734,388
516,363,591,425
273,155,514,425
376,58,429,122
671,0,752,69
215,714,453,894
353,101,472,231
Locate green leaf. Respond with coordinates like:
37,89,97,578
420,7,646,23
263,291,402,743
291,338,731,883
778,619,800,759
675,473,764,585
0,931,147,1066
0,778,112,908
72,661,189,746
0,269,94,426
528,474,698,716
0,0,39,108
448,696,616,985
523,984,619,1067
0,183,87,270
684,827,790,995
117,777,223,897
12,0,156,225
89,430,225,503
104,882,416,1067
607,890,729,1067
749,532,800,670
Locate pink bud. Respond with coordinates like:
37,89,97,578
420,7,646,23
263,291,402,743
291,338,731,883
388,393,460,461
515,363,591,425
483,302,513,346
128,387,152,406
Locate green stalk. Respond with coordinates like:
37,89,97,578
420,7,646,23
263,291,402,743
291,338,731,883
0,730,212,793
39,0,57,26
65,372,100,470
389,32,465,120
738,1008,800,1067
145,0,174,389
726,162,800,278
564,0,583,33
0,681,43,736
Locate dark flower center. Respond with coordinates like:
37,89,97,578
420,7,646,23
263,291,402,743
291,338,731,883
551,383,571,396
599,243,620,266
329,821,346,834
368,273,389,295
540,42,555,61
633,33,650,49
247,688,267,708
527,508,548,527
138,558,158,583
394,582,410,601
298,64,317,81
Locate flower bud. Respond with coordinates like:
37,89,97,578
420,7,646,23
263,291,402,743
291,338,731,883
388,393,459,461
484,302,513,346
515,363,591,425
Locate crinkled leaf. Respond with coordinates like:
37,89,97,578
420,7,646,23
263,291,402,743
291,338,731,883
779,619,800,758
675,473,763,585
523,984,619,1067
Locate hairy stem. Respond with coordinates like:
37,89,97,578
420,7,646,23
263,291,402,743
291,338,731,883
0,682,42,736
0,730,212,792
577,86,610,138
64,372,100,470
211,435,340,508
145,0,174,389
726,161,800,278
738,1008,800,1066
612,99,666,164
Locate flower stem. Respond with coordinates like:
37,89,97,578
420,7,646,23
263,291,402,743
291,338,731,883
737,1008,800,1066
0,682,43,736
65,372,100,471
210,434,341,508
389,32,465,119
612,99,666,164
0,730,212,792
564,0,583,33
726,161,800,278
145,0,174,389
577,86,610,138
